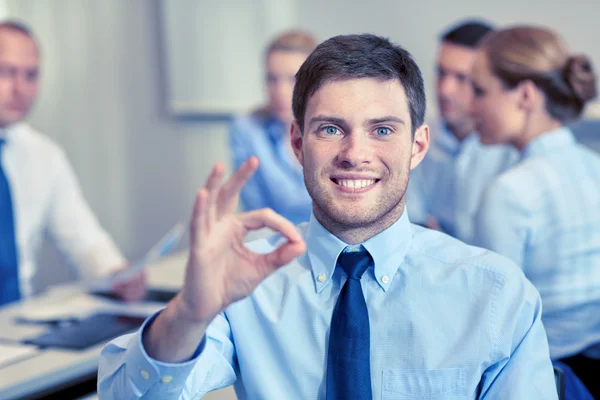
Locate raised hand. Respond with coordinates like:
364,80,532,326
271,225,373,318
175,157,307,324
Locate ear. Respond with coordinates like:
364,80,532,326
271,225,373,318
290,120,304,167
516,80,539,112
410,123,430,170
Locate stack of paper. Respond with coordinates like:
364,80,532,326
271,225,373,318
0,343,38,368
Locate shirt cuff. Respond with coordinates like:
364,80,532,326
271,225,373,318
124,311,206,394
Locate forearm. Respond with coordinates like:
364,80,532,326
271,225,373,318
99,307,237,399
143,294,213,363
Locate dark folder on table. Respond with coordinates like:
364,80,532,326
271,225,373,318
24,313,146,350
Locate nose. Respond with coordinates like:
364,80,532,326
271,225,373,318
275,78,294,99
438,75,457,99
12,74,29,98
336,132,372,168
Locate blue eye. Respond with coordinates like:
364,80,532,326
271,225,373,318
324,126,340,135
376,127,390,136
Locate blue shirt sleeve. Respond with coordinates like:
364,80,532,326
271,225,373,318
97,311,237,399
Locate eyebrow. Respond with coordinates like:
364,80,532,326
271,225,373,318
308,115,406,129
308,116,347,127
437,64,469,76
365,116,406,126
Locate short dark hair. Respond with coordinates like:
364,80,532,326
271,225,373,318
292,34,426,135
441,20,493,48
0,20,36,40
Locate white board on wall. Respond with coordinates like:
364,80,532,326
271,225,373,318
159,0,298,116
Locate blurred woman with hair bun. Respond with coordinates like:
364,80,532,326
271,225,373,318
470,25,600,397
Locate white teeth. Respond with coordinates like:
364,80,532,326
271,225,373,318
337,179,375,189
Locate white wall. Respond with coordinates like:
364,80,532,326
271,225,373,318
297,0,600,119
4,0,599,288
161,0,298,115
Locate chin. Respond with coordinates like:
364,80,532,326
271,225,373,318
440,111,457,123
0,116,22,127
319,197,402,230
478,133,499,145
329,208,382,228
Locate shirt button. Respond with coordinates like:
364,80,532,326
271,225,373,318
381,275,390,284
317,273,326,283
161,376,173,383
140,369,150,380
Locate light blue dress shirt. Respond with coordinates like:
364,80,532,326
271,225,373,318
98,211,557,399
229,113,312,225
407,120,516,242
473,127,600,360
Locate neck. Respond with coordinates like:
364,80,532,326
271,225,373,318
313,201,404,245
512,113,563,151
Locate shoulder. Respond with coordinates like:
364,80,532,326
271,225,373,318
409,225,541,331
409,224,522,282
19,123,62,150
13,123,67,164
229,113,267,135
485,157,559,209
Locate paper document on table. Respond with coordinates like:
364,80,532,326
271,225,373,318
112,223,185,284
88,223,185,291
16,293,103,323
0,343,39,368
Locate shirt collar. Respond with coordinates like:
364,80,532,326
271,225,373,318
264,116,286,143
0,122,25,143
305,209,412,293
521,126,575,160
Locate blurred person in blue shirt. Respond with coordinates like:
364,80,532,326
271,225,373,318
98,33,557,399
470,25,600,397
229,31,317,225
407,20,515,241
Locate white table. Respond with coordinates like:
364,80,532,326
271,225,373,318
0,252,191,399
0,230,278,400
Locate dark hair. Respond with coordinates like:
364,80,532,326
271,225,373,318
0,20,36,40
441,20,494,48
292,34,426,135
481,26,597,123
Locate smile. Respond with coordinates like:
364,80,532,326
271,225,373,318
331,178,379,189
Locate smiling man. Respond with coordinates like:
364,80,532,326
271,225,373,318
98,34,557,399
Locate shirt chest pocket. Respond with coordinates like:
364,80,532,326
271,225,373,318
382,368,467,399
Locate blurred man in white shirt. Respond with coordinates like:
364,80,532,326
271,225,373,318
0,20,144,305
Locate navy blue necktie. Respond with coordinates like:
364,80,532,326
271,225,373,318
0,138,20,305
326,250,373,399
